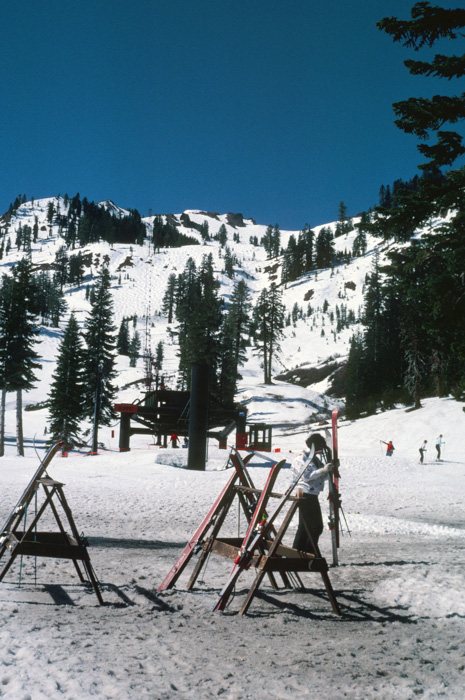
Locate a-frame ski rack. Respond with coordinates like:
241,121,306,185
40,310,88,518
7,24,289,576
158,449,340,616
0,442,103,605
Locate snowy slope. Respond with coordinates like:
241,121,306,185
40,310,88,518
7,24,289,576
0,197,379,434
0,394,463,699
0,197,464,699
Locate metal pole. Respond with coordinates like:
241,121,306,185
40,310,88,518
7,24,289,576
187,364,210,471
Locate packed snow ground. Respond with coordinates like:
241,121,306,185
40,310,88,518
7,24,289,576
0,396,464,700
0,199,464,698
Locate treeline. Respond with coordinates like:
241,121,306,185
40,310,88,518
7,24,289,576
5,193,147,247
162,255,251,405
345,1,465,417
152,215,199,249
161,256,286,402
282,222,367,285
0,259,135,455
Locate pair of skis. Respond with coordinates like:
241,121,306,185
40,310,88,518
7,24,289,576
212,444,315,612
326,408,341,567
157,451,256,592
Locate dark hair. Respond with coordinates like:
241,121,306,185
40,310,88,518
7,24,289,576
305,433,327,451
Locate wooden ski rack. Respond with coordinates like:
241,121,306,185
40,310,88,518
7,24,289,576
0,442,103,605
159,449,340,616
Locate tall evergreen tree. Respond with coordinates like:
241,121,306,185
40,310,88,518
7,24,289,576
0,260,41,455
82,267,117,451
315,227,335,269
161,273,177,323
217,224,227,246
48,313,84,446
219,280,252,403
129,331,141,367
223,246,236,279
117,318,130,355
155,340,164,371
173,255,224,394
344,332,367,419
253,283,285,384
261,224,281,258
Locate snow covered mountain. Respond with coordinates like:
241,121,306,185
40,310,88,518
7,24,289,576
0,195,454,444
1,197,464,699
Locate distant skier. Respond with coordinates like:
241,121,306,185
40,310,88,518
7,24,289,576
435,434,444,461
419,440,427,464
170,433,179,448
291,433,334,555
381,440,395,457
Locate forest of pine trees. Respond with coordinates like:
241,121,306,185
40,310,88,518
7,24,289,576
346,2,465,416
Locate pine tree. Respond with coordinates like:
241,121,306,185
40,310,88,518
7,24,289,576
217,224,227,246
48,313,84,446
253,283,285,384
0,276,11,455
315,227,335,269
129,331,141,367
335,201,351,237
223,246,235,278
218,316,237,406
272,224,281,257
54,245,69,292
173,255,223,393
345,332,367,419
282,235,298,284
155,341,164,371
0,260,41,455
219,280,252,402
372,2,465,240
82,267,117,451
376,2,465,398
261,225,275,258
117,318,130,355
161,273,177,324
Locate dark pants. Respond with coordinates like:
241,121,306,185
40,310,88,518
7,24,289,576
436,445,441,460
293,494,323,554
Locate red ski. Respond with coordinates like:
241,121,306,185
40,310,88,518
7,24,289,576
328,408,341,566
157,451,254,592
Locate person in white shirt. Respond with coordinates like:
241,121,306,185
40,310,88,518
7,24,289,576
291,433,334,554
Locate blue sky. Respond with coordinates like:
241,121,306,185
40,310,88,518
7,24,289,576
1,0,462,230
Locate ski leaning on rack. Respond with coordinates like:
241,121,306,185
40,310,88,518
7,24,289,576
0,441,63,553
327,408,341,567
213,446,315,612
158,451,255,592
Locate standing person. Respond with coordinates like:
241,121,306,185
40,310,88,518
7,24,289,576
291,433,334,555
381,440,395,456
419,440,427,464
170,433,179,448
435,434,444,461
